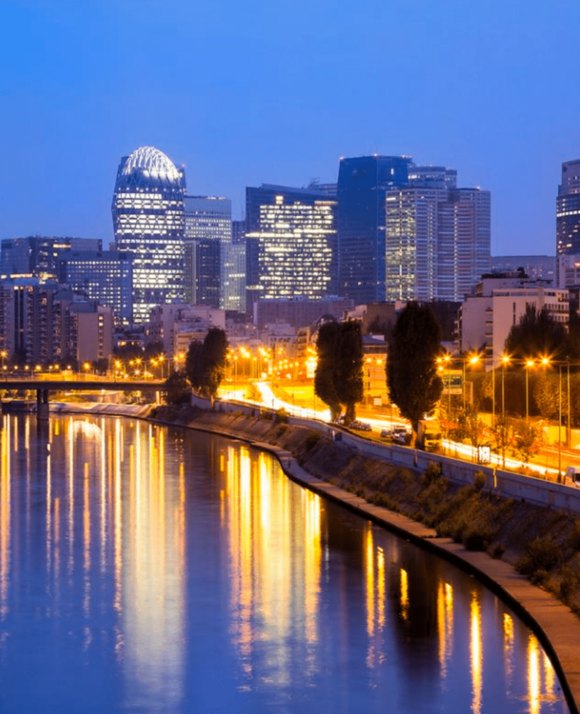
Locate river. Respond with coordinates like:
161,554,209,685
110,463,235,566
0,414,570,713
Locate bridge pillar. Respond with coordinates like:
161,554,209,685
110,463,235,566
36,389,49,421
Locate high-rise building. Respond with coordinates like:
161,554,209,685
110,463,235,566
337,156,412,303
183,195,231,308
386,174,490,301
112,146,186,324
0,236,102,278
557,159,580,256
245,184,337,314
57,250,133,326
222,219,246,313
0,278,113,367
337,156,490,303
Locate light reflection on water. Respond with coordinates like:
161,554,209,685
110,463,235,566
0,414,570,713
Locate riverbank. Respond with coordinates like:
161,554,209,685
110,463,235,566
149,404,580,713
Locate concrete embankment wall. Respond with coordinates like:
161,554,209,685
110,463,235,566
194,393,580,515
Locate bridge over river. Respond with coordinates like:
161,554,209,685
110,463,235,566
0,377,165,419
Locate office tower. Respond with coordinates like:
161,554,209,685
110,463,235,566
245,184,337,315
184,195,231,307
557,160,580,256
337,156,412,303
385,169,490,302
0,236,102,278
337,156,490,304
112,146,186,324
57,250,133,326
222,220,246,313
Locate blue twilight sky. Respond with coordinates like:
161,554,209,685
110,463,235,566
0,0,578,254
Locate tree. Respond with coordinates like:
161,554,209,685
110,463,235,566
387,302,443,443
185,327,228,405
534,375,559,420
314,321,341,420
314,320,364,422
164,370,191,405
505,304,568,360
335,321,364,423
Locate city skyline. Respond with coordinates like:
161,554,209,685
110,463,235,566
1,1,580,256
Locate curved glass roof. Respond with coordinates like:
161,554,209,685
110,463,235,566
121,146,183,184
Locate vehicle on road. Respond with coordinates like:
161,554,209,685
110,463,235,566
566,466,580,487
350,420,372,432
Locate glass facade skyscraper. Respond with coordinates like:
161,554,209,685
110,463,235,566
184,195,232,308
557,159,580,256
112,146,186,324
337,156,411,303
338,156,490,303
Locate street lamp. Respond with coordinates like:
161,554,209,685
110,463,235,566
525,358,535,424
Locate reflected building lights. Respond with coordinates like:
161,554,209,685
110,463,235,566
437,581,454,678
470,591,482,714
528,634,541,714
0,416,10,618
400,568,409,622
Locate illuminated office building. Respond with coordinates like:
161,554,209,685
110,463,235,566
245,184,337,313
386,170,490,301
58,250,133,326
184,195,231,308
112,146,186,324
557,160,580,266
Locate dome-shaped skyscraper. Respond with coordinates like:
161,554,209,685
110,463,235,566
112,146,186,324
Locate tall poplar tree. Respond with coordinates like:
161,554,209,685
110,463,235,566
387,302,443,442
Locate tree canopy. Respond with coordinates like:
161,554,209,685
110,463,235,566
185,327,228,404
387,302,443,440
314,320,364,422
504,304,568,360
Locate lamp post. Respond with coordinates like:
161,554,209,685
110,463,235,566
559,363,563,481
525,358,535,424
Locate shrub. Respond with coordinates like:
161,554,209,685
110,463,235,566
516,536,561,577
473,470,486,491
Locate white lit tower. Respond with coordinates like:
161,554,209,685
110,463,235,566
112,146,186,324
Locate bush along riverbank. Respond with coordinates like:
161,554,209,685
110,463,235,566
152,404,580,618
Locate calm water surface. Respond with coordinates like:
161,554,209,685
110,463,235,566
0,414,570,713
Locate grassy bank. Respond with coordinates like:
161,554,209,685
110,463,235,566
153,404,580,617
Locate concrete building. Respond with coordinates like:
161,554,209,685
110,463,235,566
253,296,354,330
0,278,113,367
458,274,569,366
147,303,226,359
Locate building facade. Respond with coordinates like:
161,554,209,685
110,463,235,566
459,274,569,366
245,184,337,313
337,155,412,304
184,195,232,308
557,159,580,258
337,156,490,304
58,250,133,326
0,236,102,279
112,146,186,324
